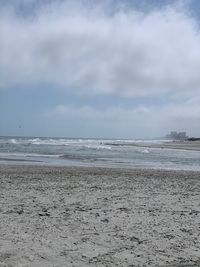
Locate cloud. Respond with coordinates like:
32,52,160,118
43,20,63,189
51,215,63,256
48,104,150,120
0,0,200,98
46,99,200,137
45,104,157,138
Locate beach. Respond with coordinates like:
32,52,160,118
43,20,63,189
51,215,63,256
0,165,200,267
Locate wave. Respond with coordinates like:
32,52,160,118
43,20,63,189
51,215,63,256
30,138,42,145
83,145,111,150
0,152,61,158
141,149,150,154
10,138,17,144
5,137,162,147
59,154,99,162
5,138,113,149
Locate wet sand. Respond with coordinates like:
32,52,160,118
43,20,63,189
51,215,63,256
0,165,200,267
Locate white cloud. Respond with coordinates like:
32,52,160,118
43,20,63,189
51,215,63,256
0,1,200,98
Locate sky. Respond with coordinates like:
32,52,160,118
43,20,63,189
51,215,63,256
0,0,200,139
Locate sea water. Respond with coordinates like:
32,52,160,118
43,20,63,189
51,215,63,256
0,136,200,171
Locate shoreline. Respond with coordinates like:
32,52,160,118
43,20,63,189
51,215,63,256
0,164,200,266
106,140,200,151
1,163,200,173
1,139,200,172
1,160,200,172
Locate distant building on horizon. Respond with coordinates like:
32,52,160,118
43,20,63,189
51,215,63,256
165,131,188,140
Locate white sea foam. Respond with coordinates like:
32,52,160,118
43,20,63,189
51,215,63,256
141,149,150,154
6,137,167,147
83,145,112,150
10,139,17,144
30,138,42,145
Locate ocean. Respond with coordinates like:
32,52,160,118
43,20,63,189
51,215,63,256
0,136,200,171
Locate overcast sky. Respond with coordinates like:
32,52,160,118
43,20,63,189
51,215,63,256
0,0,200,138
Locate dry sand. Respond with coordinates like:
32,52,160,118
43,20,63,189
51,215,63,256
0,165,200,267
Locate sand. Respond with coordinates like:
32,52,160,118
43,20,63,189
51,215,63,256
0,165,200,267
